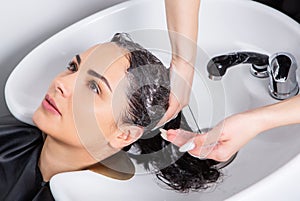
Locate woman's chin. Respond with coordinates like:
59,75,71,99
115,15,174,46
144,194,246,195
32,108,40,127
32,107,51,132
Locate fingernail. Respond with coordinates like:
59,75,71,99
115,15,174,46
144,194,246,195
159,128,168,141
188,152,206,160
188,152,207,160
151,125,161,131
186,143,217,159
151,123,166,131
151,114,179,131
170,113,178,121
179,139,196,152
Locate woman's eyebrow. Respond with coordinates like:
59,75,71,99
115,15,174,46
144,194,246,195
76,54,81,65
87,69,112,92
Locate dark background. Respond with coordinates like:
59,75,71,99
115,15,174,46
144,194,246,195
254,0,300,23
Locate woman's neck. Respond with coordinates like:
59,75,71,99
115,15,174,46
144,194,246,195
39,136,116,182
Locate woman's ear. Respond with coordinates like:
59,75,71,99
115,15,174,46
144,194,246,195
111,125,144,149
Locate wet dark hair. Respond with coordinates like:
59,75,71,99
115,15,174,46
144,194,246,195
111,33,223,193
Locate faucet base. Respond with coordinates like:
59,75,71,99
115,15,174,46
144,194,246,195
208,74,222,81
250,64,269,78
268,85,299,100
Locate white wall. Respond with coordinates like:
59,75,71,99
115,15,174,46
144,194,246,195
0,0,128,117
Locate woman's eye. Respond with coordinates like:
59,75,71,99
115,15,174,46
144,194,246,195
88,80,101,94
67,61,78,72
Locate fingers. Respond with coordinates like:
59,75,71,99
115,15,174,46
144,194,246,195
189,139,238,162
161,128,231,162
161,128,209,156
161,119,242,162
154,93,181,130
154,61,193,130
165,129,216,159
161,129,197,147
204,145,238,162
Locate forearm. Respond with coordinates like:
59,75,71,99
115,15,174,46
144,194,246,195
248,94,300,134
165,0,200,65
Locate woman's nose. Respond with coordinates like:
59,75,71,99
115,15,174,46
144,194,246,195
54,75,74,98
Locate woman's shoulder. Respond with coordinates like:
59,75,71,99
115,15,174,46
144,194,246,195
0,114,36,128
0,114,46,201
0,114,43,143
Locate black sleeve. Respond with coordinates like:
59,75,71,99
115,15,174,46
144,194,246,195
0,114,50,201
32,183,55,201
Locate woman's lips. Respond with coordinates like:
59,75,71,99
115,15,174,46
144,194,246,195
42,94,62,116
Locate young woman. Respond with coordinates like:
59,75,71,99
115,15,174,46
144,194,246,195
0,33,224,201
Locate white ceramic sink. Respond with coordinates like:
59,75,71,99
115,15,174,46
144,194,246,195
5,0,300,200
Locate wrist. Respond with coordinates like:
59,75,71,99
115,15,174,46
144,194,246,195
240,108,272,136
243,103,286,135
171,55,194,67
170,57,195,79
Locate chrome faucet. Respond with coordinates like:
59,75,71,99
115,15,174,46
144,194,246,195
207,51,299,100
268,52,299,100
207,52,269,80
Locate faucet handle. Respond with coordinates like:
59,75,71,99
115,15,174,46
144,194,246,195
268,52,299,100
250,63,269,78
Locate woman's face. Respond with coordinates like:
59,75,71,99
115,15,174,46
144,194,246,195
33,43,135,155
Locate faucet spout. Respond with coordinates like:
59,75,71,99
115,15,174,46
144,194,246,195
207,52,269,80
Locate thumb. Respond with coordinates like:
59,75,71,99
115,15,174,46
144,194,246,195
187,132,220,159
154,93,181,130
161,129,197,147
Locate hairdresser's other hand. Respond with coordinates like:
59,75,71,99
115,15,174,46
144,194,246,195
156,0,200,129
163,89,300,162
156,58,194,128
164,112,262,162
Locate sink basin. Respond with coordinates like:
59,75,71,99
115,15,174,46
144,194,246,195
5,0,300,200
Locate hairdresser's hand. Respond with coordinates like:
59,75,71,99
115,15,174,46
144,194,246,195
156,58,194,128
162,91,300,161
163,112,263,162
156,0,200,129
